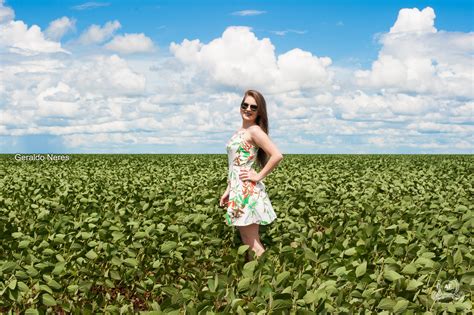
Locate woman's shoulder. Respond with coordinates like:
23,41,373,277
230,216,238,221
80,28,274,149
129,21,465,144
248,125,262,132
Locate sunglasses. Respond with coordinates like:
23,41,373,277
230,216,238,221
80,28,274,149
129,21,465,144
241,102,258,112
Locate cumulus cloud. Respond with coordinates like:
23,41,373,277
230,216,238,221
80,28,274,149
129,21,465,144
334,90,436,120
0,0,14,24
0,1,69,56
104,33,154,54
78,20,121,44
62,54,146,96
389,7,436,34
45,16,76,40
37,82,81,117
354,6,473,98
169,26,334,93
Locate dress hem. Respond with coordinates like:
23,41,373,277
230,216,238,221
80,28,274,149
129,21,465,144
225,218,276,227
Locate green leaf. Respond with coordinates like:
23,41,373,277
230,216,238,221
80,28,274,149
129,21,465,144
24,309,39,315
80,232,92,239
85,250,98,260
52,261,66,275
238,245,250,255
8,278,17,290
47,279,61,290
237,278,251,292
406,279,423,291
12,232,24,239
110,270,121,280
26,266,38,277
343,247,357,256
43,248,55,256
415,257,434,268
443,234,456,247
123,258,138,267
160,241,177,253
401,263,417,275
302,291,318,304
17,281,29,292
111,256,122,266
355,261,367,278
2,261,17,273
384,270,403,282
242,260,258,278
111,231,125,241
304,248,318,262
334,266,347,276
377,298,396,310
18,240,31,249
453,249,463,265
67,285,78,293
393,299,409,313
271,299,292,310
39,284,53,294
275,271,291,286
42,293,57,306
134,231,147,239
394,235,408,244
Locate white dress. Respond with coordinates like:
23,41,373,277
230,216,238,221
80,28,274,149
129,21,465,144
224,128,277,226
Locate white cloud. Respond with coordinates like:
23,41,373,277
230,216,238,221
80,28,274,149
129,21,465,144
389,7,436,34
62,54,146,96
0,1,65,56
104,33,154,54
0,0,14,24
293,136,317,145
45,17,76,40
231,10,266,16
3,116,162,136
276,48,333,91
269,29,307,36
407,121,474,134
78,20,121,44
0,20,69,56
37,82,81,117
71,2,110,10
406,139,473,150
336,90,437,119
368,137,385,146
170,26,333,93
354,6,473,98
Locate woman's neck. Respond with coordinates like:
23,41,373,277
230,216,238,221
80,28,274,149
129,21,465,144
241,122,257,129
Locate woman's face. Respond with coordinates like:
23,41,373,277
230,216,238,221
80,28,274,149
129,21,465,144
240,95,258,123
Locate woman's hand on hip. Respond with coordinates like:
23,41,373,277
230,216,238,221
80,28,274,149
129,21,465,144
239,168,261,182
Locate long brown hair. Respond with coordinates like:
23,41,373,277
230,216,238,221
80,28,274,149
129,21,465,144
241,89,269,169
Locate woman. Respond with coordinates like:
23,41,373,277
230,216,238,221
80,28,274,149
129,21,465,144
219,89,283,260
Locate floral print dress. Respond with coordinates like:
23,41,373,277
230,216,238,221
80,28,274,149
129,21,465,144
225,128,277,226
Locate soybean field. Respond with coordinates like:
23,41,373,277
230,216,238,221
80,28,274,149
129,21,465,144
0,154,472,314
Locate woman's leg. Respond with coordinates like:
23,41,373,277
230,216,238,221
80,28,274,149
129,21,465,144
237,223,265,258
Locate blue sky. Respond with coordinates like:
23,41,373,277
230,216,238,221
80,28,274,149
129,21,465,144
8,0,474,66
0,0,473,153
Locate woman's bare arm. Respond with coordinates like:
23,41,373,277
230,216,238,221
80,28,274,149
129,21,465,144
249,126,283,181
